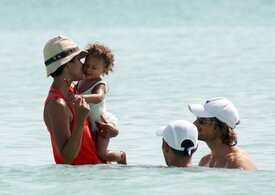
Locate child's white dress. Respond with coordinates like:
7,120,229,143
81,80,117,133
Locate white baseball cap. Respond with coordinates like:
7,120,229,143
156,120,198,155
43,35,88,77
188,97,240,129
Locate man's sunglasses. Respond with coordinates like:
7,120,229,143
197,117,217,125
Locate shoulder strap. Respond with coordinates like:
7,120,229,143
84,80,108,94
45,88,65,105
49,88,67,99
44,87,75,117
44,87,76,131
93,80,108,92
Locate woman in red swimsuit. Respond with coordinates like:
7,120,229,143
43,35,120,165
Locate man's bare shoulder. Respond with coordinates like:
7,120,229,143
226,147,257,170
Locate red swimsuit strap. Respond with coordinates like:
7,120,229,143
45,87,69,105
44,87,75,127
50,87,67,98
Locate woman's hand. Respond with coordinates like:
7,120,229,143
95,115,119,139
67,93,80,104
74,97,90,122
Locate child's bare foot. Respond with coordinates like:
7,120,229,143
117,151,127,165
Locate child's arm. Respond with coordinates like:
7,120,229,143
78,84,106,104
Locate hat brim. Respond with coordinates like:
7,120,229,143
156,126,166,136
188,104,214,118
61,49,88,66
46,49,88,77
79,50,88,59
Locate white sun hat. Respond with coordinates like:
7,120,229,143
43,35,88,77
156,120,198,155
188,97,240,129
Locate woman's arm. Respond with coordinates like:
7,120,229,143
47,97,90,164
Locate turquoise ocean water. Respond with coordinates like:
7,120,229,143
1,0,275,194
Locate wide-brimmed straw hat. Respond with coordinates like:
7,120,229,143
43,35,88,77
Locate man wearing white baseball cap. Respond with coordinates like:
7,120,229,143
188,97,256,170
43,35,119,165
156,120,198,167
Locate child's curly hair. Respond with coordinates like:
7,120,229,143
85,43,115,75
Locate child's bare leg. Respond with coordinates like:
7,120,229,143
96,134,127,164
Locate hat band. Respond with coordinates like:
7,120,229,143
44,47,80,66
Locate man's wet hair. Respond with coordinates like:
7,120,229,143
212,118,238,146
